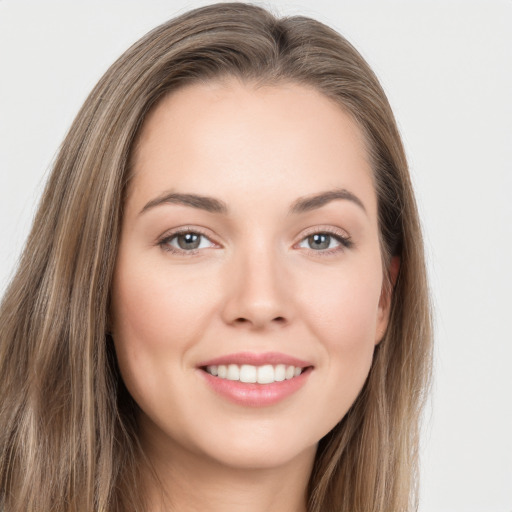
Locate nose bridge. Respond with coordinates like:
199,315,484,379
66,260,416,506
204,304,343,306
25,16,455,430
222,232,290,328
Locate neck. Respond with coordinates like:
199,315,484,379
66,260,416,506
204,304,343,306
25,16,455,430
140,428,316,512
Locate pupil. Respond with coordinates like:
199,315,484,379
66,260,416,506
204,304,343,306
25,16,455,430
309,233,330,250
178,233,200,250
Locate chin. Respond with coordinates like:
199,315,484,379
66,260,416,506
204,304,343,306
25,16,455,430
201,439,317,471
185,420,319,471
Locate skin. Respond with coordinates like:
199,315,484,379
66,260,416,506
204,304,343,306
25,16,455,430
111,79,393,512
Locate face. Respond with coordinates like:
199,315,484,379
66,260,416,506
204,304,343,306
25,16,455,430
111,80,392,472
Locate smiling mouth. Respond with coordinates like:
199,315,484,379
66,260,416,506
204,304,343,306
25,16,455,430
201,364,310,384
197,354,314,406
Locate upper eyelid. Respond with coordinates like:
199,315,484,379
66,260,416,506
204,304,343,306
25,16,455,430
296,225,351,240
158,226,217,242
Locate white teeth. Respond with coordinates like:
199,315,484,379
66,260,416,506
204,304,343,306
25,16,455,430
257,364,275,384
227,364,239,380
274,364,286,382
240,364,257,383
205,363,306,384
207,365,218,376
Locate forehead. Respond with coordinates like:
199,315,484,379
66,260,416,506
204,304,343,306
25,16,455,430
128,79,376,219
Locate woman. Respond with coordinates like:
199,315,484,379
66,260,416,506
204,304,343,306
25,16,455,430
0,3,432,511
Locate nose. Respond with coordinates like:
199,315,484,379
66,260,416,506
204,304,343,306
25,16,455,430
220,244,292,330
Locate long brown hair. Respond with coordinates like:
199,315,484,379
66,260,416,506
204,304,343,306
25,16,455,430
0,3,432,511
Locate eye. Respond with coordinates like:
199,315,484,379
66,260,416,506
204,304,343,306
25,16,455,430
159,230,216,253
297,231,352,252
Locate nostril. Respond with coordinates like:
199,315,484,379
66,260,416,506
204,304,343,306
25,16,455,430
232,316,286,326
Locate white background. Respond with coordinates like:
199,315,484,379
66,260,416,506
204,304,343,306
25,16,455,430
1,1,511,510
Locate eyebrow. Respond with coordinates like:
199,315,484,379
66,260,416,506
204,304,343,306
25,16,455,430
139,188,366,216
290,188,367,215
139,192,228,215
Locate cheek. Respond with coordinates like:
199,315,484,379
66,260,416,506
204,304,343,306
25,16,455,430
296,259,382,421
109,254,218,403
300,262,382,350
112,257,215,350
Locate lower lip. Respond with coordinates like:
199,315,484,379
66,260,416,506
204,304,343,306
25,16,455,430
198,367,312,407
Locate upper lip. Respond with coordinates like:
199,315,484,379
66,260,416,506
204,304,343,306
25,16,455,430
197,351,312,368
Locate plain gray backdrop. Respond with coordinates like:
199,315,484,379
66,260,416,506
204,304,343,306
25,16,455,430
1,1,511,511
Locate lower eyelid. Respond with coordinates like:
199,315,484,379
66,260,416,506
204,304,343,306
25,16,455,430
298,237,347,251
171,234,211,249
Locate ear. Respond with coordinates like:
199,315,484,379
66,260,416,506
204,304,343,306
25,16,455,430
375,256,400,345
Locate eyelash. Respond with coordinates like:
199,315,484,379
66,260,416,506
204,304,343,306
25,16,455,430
296,227,353,256
158,227,216,255
157,227,353,256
